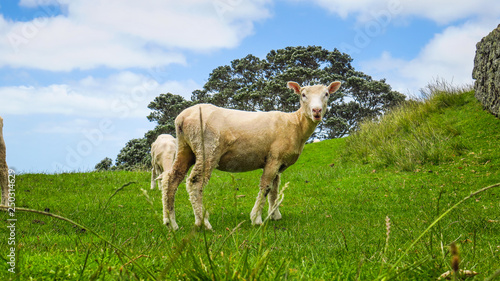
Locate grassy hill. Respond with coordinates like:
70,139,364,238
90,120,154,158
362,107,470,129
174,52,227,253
1,88,499,280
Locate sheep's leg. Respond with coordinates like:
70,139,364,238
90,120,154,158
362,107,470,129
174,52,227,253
157,178,162,190
162,169,181,230
156,168,163,191
251,163,279,225
186,160,215,230
151,165,163,190
162,149,193,230
268,174,282,220
156,172,165,191
150,167,156,190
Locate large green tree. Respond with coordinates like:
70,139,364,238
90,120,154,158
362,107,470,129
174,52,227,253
145,93,193,145
114,138,150,170
115,46,404,169
148,46,404,140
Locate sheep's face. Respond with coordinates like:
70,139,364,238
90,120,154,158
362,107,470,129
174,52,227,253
287,81,341,122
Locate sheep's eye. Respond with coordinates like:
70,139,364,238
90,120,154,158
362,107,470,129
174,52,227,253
301,93,306,98
325,93,329,97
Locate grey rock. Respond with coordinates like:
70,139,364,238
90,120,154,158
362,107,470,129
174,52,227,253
473,24,500,118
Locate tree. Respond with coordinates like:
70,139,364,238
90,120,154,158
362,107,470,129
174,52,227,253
147,46,404,141
94,157,112,171
145,93,193,144
327,77,404,138
114,138,150,170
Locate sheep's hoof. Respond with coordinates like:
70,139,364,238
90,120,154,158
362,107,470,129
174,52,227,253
169,223,179,231
194,220,213,231
270,211,282,221
204,221,213,231
251,216,263,225
198,224,213,231
164,218,179,231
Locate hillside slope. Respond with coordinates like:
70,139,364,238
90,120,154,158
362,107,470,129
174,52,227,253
342,89,500,173
1,90,499,280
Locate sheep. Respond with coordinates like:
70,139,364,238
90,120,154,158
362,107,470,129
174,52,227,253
150,134,177,190
162,81,342,230
0,116,8,206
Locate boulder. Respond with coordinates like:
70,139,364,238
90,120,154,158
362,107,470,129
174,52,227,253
472,24,500,118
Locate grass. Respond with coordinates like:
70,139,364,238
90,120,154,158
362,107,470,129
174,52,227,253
343,83,475,171
1,87,500,280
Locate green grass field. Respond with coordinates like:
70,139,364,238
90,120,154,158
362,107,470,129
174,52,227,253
1,89,499,280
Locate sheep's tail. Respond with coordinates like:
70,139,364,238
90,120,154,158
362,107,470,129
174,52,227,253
151,152,156,167
175,112,186,137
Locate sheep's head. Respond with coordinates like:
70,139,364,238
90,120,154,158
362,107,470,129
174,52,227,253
287,81,341,122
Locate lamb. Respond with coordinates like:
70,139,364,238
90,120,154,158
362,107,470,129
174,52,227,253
150,134,177,190
162,81,341,230
0,116,8,206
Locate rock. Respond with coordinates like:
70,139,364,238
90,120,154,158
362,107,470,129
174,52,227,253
472,24,500,118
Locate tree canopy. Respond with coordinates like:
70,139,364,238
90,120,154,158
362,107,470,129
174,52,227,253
114,138,150,170
94,157,113,171
115,46,405,169
147,46,404,140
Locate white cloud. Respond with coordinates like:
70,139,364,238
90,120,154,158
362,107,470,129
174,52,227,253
397,0,500,24
0,71,200,117
0,0,272,71
359,20,499,96
18,0,62,7
301,0,500,96
299,0,500,24
34,119,92,134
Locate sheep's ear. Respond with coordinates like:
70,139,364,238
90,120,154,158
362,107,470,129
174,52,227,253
328,81,341,93
287,81,301,94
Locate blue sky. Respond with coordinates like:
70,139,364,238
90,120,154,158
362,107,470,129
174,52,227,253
0,0,499,173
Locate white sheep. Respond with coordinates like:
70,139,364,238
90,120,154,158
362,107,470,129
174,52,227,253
162,81,341,230
0,116,8,206
150,134,176,190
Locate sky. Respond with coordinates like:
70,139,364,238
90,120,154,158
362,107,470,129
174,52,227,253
0,0,499,173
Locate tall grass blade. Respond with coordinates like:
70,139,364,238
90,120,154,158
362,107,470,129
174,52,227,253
78,247,92,281
484,268,500,281
103,181,136,210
